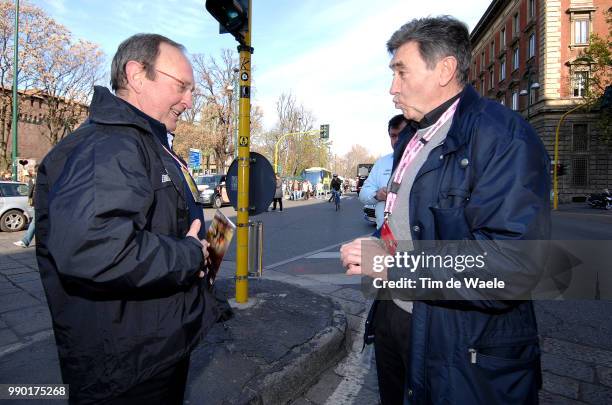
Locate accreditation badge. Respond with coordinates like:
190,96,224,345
380,219,397,255
179,166,201,203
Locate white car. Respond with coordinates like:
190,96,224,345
0,181,34,232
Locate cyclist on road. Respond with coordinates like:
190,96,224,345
329,174,342,203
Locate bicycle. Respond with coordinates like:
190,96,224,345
332,189,341,211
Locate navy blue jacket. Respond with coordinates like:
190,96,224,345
35,87,218,403
387,85,551,404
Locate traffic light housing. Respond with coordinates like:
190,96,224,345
556,163,566,176
320,124,329,139
205,0,249,44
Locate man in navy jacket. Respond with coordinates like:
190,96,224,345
341,16,550,404
35,34,217,404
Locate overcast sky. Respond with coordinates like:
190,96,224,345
33,0,492,156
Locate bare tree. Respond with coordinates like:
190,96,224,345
0,1,105,169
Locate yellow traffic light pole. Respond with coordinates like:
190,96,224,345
273,129,323,174
235,0,253,303
552,102,591,210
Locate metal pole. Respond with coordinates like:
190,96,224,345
235,0,252,303
11,0,19,181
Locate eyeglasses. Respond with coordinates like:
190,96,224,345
154,68,193,94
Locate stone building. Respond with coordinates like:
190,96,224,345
2,88,88,176
469,0,611,203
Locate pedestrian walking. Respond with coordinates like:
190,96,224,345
272,174,283,211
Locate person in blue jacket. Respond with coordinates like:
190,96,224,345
359,114,409,229
35,34,219,404
341,16,550,404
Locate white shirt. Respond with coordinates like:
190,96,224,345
358,153,393,228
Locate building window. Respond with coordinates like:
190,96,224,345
500,56,506,81
513,47,520,70
501,27,506,48
480,77,485,95
489,69,495,90
528,0,536,20
513,13,520,37
572,124,589,152
511,89,519,110
572,71,588,97
528,33,536,58
571,157,588,187
481,51,485,70
499,97,505,106
490,41,495,60
574,19,589,45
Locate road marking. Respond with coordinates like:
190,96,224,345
306,252,341,259
265,237,365,270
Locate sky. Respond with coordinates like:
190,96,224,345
32,0,492,157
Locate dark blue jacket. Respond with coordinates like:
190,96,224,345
388,85,551,404
35,87,218,403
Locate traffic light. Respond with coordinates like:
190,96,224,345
205,0,249,44
320,124,329,139
556,163,566,176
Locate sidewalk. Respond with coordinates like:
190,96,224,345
0,234,349,404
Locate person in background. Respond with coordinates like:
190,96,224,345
14,167,38,248
271,174,283,212
359,114,409,229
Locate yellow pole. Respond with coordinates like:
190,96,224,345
553,102,589,210
235,0,252,303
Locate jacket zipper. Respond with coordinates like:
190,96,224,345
468,337,539,365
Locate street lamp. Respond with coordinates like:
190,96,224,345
519,81,540,119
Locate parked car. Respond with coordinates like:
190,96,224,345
363,204,377,225
0,181,34,232
195,174,230,208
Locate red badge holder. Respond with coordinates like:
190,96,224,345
379,220,398,255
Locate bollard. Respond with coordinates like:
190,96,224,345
248,221,263,278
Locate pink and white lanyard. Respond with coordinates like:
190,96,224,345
384,99,460,217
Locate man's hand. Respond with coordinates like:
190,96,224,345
340,237,370,275
187,219,209,278
375,187,388,202
341,237,389,279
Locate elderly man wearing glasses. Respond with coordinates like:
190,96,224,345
35,34,219,404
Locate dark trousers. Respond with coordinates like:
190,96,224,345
374,300,412,405
272,198,283,211
101,356,190,405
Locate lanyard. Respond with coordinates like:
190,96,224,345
160,144,200,203
384,99,460,216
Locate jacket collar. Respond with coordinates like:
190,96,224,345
89,86,168,139
442,84,480,153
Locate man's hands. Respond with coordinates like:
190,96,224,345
375,186,388,202
340,237,389,279
187,219,209,278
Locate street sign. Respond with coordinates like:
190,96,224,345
227,152,275,216
188,148,201,170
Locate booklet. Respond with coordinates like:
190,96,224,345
205,209,236,288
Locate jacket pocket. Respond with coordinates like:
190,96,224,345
464,340,541,404
430,206,472,240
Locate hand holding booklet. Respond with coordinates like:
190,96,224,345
204,210,236,289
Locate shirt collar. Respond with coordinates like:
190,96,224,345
417,92,462,129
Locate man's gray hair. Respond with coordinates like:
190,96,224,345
387,16,471,86
110,33,186,92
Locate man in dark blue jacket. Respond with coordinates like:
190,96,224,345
35,34,218,404
341,16,550,404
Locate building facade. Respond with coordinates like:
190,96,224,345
469,0,611,203
2,89,88,176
